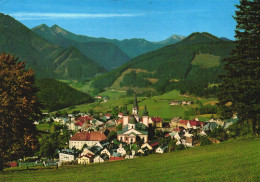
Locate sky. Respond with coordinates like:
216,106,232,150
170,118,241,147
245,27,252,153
0,0,240,41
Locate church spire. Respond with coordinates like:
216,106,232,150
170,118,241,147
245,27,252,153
142,105,149,116
133,94,138,108
123,105,129,116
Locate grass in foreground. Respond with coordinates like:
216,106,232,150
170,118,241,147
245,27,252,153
1,137,260,182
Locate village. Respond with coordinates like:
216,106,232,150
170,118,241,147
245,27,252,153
26,96,238,167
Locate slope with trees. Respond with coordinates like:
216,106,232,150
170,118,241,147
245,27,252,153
36,78,94,111
32,24,185,59
92,32,234,96
0,13,106,80
32,24,131,71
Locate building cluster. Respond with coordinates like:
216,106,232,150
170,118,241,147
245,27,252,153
41,96,239,165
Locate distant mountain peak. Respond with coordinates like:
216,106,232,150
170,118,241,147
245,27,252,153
158,34,186,45
32,24,50,31
182,32,222,44
51,24,69,35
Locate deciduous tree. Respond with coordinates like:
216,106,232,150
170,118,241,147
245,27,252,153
0,53,41,171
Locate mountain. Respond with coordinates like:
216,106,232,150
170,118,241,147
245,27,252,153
91,32,235,96
158,34,186,45
32,24,130,70
0,13,106,79
36,78,94,111
220,37,232,41
32,24,185,59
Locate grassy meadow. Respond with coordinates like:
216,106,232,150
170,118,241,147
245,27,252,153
54,89,218,121
1,137,259,182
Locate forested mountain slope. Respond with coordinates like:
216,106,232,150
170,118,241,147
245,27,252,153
36,78,94,111
92,32,234,96
0,13,106,80
33,24,130,70
32,24,185,59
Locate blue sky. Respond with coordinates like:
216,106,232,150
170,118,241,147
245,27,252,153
0,0,239,41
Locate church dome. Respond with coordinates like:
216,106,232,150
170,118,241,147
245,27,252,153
129,116,137,124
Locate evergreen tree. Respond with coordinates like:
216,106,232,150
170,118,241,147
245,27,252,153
0,53,41,171
218,0,260,134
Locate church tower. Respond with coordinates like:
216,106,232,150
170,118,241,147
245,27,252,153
123,105,129,127
132,95,139,121
142,105,149,127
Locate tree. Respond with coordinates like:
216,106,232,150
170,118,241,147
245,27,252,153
218,0,260,135
107,131,117,141
0,53,41,171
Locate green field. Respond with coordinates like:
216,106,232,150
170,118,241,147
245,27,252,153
54,89,218,121
1,137,259,182
192,53,221,68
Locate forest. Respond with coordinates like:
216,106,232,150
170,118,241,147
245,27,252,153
36,78,94,111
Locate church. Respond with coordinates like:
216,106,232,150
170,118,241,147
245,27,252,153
117,96,153,144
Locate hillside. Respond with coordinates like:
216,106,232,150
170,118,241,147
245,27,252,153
32,24,185,59
36,78,94,111
1,137,259,181
0,13,106,79
33,24,130,70
92,32,234,96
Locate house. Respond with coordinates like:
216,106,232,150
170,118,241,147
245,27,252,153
93,155,104,163
187,120,204,129
78,154,94,164
203,122,219,131
199,130,207,136
168,131,181,141
177,120,189,129
100,148,111,158
117,144,126,156
96,96,102,99
141,143,153,150
155,145,168,154
117,116,148,144
104,114,111,120
118,113,124,118
69,131,106,149
149,141,159,149
151,117,163,128
183,131,193,147
106,120,116,127
169,101,181,105
81,148,94,156
224,118,239,129
59,149,78,163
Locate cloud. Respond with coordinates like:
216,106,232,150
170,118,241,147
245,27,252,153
9,12,144,20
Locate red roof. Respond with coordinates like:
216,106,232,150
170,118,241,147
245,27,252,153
70,131,106,141
75,121,84,127
173,127,182,132
105,114,111,117
117,119,123,124
118,113,123,115
165,133,170,137
179,120,188,125
150,142,159,148
77,116,93,122
188,120,202,127
110,157,125,161
79,154,94,159
151,117,162,123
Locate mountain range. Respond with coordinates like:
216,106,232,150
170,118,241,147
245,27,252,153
32,24,186,70
0,13,235,97
92,32,234,96
0,13,106,80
